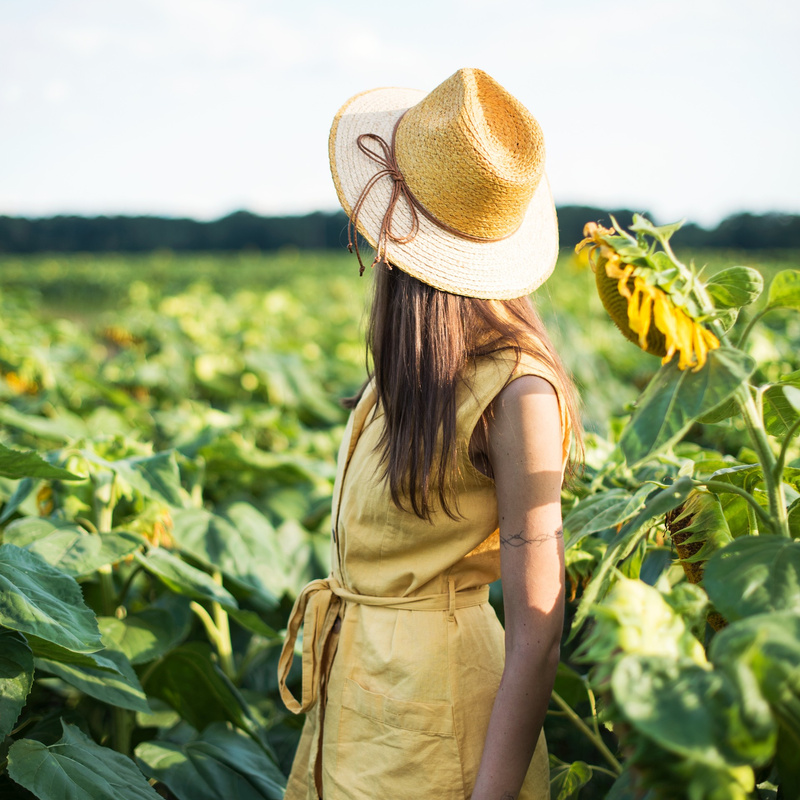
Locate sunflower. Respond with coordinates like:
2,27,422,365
576,222,720,372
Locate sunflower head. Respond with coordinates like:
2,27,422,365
576,219,720,372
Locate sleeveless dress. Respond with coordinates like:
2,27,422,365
278,349,572,800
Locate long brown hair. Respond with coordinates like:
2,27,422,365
345,263,583,521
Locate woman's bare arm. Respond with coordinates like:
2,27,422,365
471,374,566,800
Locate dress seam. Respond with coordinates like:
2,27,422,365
447,602,470,799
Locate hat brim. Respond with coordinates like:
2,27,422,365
329,86,559,300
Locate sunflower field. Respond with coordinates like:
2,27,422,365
0,230,798,800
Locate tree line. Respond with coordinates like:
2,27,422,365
1,207,798,254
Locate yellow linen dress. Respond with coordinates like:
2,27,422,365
279,349,572,800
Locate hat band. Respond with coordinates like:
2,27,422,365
347,114,517,276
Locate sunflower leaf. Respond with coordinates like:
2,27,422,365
7,720,160,800
766,270,800,310
629,214,685,244
0,442,79,481
620,347,755,466
705,266,764,309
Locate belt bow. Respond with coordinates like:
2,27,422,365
278,576,344,714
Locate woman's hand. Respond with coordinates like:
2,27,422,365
471,374,565,800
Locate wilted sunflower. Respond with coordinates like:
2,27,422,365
576,222,719,372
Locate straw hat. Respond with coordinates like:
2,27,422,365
329,68,558,300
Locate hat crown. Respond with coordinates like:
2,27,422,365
394,68,545,240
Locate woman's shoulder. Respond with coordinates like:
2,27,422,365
469,346,562,392
466,348,572,459
458,348,554,428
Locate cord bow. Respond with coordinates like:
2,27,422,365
347,129,420,276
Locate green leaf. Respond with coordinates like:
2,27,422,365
0,406,86,443
788,497,800,539
141,642,252,732
698,396,739,425
620,347,754,466
622,476,697,533
4,517,144,577
7,719,159,800
85,451,185,507
628,214,684,243
703,537,800,621
0,478,35,524
662,582,710,638
785,385,800,414
756,779,779,800
197,434,334,485
135,697,181,731
639,546,674,586
763,386,800,437
605,770,642,800
705,266,764,309
0,544,103,653
575,576,706,678
766,269,800,310
98,606,191,665
26,635,123,669
170,504,281,604
135,721,286,800
758,372,800,438
549,756,593,800
135,548,238,609
551,662,590,711
122,452,185,507
224,607,279,639
611,654,771,768
710,612,800,743
564,485,653,550
0,441,79,480
569,478,695,638
714,306,740,333
718,492,755,539
0,629,34,740
708,463,765,492
667,490,732,564
36,646,151,713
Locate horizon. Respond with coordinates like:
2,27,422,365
2,205,798,231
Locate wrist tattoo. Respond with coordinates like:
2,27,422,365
500,525,563,548
500,793,516,800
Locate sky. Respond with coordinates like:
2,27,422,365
1,0,798,226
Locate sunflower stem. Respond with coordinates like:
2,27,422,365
690,280,791,537
775,417,800,488
736,308,769,349
92,474,132,755
735,384,790,537
211,571,236,680
693,480,772,529
550,690,622,775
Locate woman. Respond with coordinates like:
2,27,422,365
278,68,583,800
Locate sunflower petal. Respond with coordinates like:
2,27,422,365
627,283,642,332
691,320,708,371
702,327,721,351
637,291,654,348
614,264,635,298
674,310,696,370
653,290,678,344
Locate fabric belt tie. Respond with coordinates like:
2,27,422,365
278,575,490,715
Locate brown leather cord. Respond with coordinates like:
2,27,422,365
347,115,517,276
347,123,419,275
